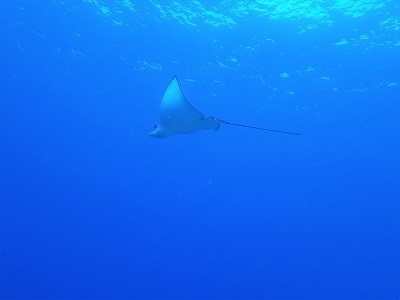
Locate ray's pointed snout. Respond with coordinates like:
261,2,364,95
148,124,161,138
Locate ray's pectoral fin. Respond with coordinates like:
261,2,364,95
159,76,204,126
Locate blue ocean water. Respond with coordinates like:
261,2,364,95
1,1,399,299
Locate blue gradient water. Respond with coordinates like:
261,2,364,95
1,1,399,299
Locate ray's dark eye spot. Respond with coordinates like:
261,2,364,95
153,124,158,129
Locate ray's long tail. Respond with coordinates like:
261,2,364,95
214,118,301,136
